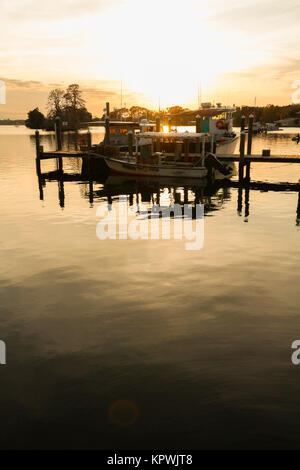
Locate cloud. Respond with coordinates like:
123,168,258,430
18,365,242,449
0,77,45,89
2,0,121,22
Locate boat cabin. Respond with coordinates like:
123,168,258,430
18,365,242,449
195,106,235,136
88,119,156,147
135,132,214,164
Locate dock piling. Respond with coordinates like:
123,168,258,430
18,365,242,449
87,130,92,150
196,115,201,133
55,117,62,151
245,114,254,182
156,116,160,133
104,116,110,145
239,131,246,183
247,114,254,155
128,131,133,156
35,130,40,158
239,115,245,155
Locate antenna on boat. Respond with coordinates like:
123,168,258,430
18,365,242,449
120,80,123,110
198,82,202,109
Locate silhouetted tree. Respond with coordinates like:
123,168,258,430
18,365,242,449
25,108,45,129
47,88,65,119
63,84,86,129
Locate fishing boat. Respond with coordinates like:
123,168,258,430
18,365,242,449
94,132,232,179
168,103,238,145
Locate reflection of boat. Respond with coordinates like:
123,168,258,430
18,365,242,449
292,135,300,142
95,132,232,179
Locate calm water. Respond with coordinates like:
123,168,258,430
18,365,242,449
0,125,300,449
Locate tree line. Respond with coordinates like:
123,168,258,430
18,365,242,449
25,84,92,130
26,88,300,130
233,104,300,126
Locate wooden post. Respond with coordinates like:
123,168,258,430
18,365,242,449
106,102,110,117
155,115,160,132
196,114,201,133
35,155,41,175
104,116,110,145
35,130,40,158
128,130,133,156
55,116,62,151
240,115,246,132
239,115,245,155
201,135,206,166
87,130,92,150
168,118,171,132
57,156,63,173
244,114,253,182
247,114,254,155
202,135,206,156
239,130,245,182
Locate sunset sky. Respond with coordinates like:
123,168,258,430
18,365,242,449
1,0,300,118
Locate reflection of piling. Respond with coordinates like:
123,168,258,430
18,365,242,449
297,191,300,225
55,117,62,151
237,186,243,215
56,157,64,208
89,179,94,206
245,187,250,219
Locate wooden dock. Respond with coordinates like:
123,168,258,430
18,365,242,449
39,150,300,164
218,154,300,163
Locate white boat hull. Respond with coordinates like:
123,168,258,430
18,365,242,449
103,157,208,179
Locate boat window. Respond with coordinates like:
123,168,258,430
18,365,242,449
109,128,117,135
212,113,227,120
120,128,128,135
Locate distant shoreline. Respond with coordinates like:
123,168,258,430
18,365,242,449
0,120,25,125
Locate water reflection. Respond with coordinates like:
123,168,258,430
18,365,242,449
35,155,300,226
36,157,233,217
